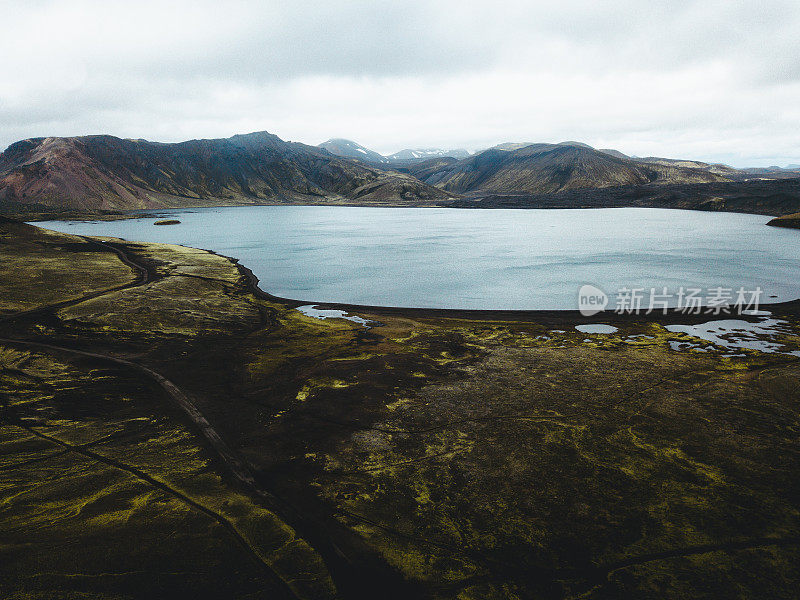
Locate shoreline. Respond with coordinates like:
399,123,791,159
6,179,800,223
231,248,800,326
12,204,792,223
12,215,800,327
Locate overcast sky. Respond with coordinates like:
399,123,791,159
2,0,799,167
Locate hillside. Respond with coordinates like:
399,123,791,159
0,132,452,211
635,156,741,178
452,177,800,217
417,142,731,195
741,165,800,179
401,157,460,181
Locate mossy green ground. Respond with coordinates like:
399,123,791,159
1,219,799,599
0,225,134,315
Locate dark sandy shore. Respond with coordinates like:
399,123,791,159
234,256,800,328
2,217,799,600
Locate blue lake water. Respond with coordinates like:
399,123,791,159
37,206,800,310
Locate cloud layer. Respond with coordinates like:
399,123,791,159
2,0,799,166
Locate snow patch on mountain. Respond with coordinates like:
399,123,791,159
387,148,471,161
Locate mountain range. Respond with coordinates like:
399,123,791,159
1,130,799,214
0,132,452,211
385,148,471,161
318,139,470,163
407,142,730,195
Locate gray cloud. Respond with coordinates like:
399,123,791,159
2,0,798,166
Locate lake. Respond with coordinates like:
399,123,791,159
37,206,800,310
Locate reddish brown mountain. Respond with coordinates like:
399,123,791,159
0,132,453,211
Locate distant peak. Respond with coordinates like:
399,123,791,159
317,138,388,162
556,141,595,149
229,130,282,141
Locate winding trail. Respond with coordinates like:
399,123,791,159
1,337,303,599
0,238,417,600
0,237,298,516
0,337,268,497
0,238,310,597
0,237,154,326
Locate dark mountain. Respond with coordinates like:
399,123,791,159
532,145,744,180
415,142,732,195
401,157,460,181
317,138,388,164
0,132,452,211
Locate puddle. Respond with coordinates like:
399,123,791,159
296,305,373,327
575,324,618,334
669,340,709,352
665,316,800,356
